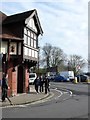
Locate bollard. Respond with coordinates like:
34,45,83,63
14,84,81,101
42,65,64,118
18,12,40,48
74,77,78,84
86,79,90,84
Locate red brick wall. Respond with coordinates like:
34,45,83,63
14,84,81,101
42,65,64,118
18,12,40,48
7,68,12,96
7,66,29,96
12,69,17,96
0,72,2,80
7,67,17,96
25,69,29,93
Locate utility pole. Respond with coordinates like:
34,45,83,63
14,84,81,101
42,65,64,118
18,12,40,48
38,47,40,76
68,61,70,71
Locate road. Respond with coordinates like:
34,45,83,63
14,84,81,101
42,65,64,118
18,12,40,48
2,82,89,119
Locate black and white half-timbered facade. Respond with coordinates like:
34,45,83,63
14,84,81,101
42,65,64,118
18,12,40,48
0,9,43,96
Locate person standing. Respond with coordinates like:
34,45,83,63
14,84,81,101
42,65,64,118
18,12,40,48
47,78,50,92
34,76,40,93
2,73,12,105
39,76,44,92
44,76,48,94
44,76,50,94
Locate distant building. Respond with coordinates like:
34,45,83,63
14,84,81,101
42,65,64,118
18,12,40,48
47,66,58,76
0,10,43,96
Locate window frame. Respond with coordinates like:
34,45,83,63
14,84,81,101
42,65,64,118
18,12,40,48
24,27,37,49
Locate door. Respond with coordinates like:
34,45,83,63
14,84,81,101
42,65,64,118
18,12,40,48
17,65,24,93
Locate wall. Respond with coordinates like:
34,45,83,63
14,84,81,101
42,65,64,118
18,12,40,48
24,68,29,93
11,67,17,96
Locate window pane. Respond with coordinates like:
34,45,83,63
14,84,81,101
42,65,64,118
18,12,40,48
29,49,31,56
24,28,27,34
32,50,34,57
24,47,29,56
34,34,36,40
31,38,33,47
34,40,36,48
35,51,38,58
24,34,27,44
28,30,30,36
24,47,27,55
31,32,33,38
28,37,30,46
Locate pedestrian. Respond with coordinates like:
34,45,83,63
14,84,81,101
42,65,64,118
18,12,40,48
39,76,44,92
34,76,40,94
2,73,12,105
47,78,50,92
44,76,48,94
44,76,50,94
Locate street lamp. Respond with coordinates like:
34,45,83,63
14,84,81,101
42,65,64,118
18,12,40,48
68,61,70,71
38,46,40,76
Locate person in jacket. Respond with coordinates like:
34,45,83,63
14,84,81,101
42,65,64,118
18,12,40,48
2,73,12,105
34,76,40,93
39,76,44,92
44,76,50,94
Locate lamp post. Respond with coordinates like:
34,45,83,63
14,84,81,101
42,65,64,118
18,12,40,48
38,47,40,76
0,53,4,78
68,61,70,71
2,53,7,74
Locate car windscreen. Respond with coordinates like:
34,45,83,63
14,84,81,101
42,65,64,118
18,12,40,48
29,74,35,78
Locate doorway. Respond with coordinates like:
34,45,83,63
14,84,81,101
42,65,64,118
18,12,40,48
17,65,24,93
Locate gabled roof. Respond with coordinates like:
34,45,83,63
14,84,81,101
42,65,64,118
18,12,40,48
0,11,7,24
2,10,34,24
2,9,43,35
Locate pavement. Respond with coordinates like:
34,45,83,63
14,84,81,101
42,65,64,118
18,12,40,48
0,85,53,107
0,82,89,108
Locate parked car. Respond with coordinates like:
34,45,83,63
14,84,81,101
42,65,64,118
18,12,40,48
54,75,70,82
47,74,56,81
29,73,37,84
76,74,89,82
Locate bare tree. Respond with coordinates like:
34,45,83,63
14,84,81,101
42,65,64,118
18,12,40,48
68,55,86,75
50,47,65,67
41,43,86,75
42,43,52,68
87,59,90,72
41,43,66,72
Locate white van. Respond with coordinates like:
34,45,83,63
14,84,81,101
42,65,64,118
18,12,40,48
29,73,37,84
60,71,74,81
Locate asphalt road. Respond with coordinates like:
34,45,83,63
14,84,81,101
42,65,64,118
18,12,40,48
2,82,89,119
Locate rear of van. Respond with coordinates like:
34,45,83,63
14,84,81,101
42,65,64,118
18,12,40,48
29,73,37,84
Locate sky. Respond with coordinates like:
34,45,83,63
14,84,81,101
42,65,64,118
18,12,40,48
1,0,89,72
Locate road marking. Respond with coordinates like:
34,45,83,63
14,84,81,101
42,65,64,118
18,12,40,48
63,92,68,94
53,88,63,100
1,104,27,109
17,105,27,107
69,90,73,96
52,87,73,100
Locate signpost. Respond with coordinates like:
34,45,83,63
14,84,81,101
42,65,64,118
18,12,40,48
76,65,81,82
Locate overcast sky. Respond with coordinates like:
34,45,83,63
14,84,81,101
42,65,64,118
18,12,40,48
1,0,89,72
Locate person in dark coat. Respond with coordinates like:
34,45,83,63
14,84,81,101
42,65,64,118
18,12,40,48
47,78,50,92
34,76,40,93
2,73,12,105
39,76,44,92
44,76,50,94
2,73,8,101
